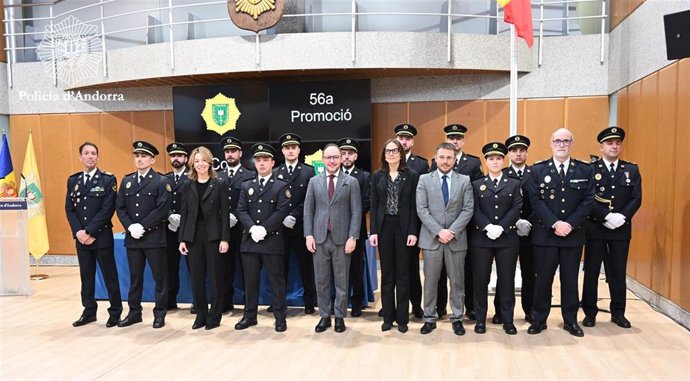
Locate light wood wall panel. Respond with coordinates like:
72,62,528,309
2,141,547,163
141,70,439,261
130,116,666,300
9,111,174,256
610,0,647,31
673,59,690,310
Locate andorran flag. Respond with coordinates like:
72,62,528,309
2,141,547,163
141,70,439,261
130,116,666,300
19,134,50,259
0,132,18,198
499,0,534,48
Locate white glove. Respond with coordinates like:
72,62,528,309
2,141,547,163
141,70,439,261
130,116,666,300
283,215,297,229
229,213,238,228
485,224,503,240
249,225,267,243
128,223,144,239
516,219,532,236
603,221,617,230
167,214,181,230
167,223,179,232
605,213,626,229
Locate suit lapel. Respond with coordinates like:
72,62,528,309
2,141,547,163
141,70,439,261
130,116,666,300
201,179,214,201
330,172,346,205
447,171,462,207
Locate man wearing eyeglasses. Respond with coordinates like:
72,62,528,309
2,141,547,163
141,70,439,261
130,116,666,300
525,128,594,337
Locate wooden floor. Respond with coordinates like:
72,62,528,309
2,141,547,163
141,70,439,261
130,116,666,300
1,266,688,381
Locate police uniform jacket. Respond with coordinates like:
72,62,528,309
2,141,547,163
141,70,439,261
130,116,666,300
406,153,429,175
345,166,371,240
273,162,314,230
432,152,484,181
526,159,594,247
177,177,231,243
470,176,522,248
236,176,291,255
116,171,172,248
65,169,117,250
586,159,642,240
164,170,189,215
218,165,256,231
503,165,533,220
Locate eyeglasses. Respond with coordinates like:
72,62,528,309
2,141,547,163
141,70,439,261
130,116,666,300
384,148,399,155
552,139,573,146
323,155,341,161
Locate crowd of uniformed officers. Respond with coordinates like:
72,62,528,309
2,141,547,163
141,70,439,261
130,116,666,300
66,123,641,337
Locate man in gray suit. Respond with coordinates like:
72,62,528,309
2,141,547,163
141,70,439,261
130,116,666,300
416,142,474,336
304,143,362,333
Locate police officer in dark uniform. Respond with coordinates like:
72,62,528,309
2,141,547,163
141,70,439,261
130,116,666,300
493,135,535,324
273,133,316,314
163,142,190,311
217,136,256,313
235,143,291,332
116,141,171,329
337,137,371,317
66,142,122,328
431,124,484,320
470,142,522,335
395,123,428,318
582,127,641,329
526,128,594,337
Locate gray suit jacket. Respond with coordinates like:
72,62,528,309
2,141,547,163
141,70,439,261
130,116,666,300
304,171,362,245
416,170,474,252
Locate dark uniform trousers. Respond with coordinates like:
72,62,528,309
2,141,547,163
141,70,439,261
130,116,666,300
405,153,428,314
219,166,256,310
274,163,316,309
237,176,291,321
164,171,189,308
346,167,370,310
432,152,483,315
527,159,594,325
116,171,171,319
470,176,522,323
494,166,535,319
582,159,641,318
66,169,122,318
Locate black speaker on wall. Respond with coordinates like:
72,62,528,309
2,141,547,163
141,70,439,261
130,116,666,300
664,9,690,60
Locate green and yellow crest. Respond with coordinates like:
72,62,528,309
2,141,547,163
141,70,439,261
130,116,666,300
305,149,324,175
201,93,241,135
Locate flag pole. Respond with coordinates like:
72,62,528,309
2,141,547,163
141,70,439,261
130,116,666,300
509,24,518,136
31,256,48,280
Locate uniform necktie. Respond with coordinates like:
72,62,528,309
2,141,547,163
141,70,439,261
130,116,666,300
328,175,335,201
344,169,350,175
441,175,449,207
84,174,90,186
493,178,499,188
609,163,615,176
259,178,265,188
287,165,293,176
517,169,523,179
138,174,144,184
228,169,234,178
559,163,565,180
174,174,179,183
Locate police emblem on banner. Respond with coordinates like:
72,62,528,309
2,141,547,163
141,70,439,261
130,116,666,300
229,0,285,32
201,93,241,135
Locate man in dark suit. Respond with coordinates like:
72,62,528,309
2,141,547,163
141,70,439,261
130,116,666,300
395,123,428,318
273,133,316,314
431,124,483,320
235,143,291,332
493,135,535,324
66,142,122,328
582,127,642,329
217,136,255,314
304,144,362,333
116,141,171,329
163,142,190,311
526,128,594,337
337,137,370,317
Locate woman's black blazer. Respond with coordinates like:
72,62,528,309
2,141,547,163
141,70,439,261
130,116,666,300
178,177,230,243
369,168,420,237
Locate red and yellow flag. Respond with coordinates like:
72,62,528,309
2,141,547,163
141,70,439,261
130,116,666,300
499,0,534,48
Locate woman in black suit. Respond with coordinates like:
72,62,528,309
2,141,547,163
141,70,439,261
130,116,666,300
369,139,420,333
178,146,230,330
470,142,522,335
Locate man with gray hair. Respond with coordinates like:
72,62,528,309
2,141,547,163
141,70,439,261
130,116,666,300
525,128,594,337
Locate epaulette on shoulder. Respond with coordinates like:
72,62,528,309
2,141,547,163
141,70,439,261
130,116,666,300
573,158,590,165
242,177,255,183
532,159,549,166
275,177,289,183
69,172,82,178
124,172,135,177
466,153,480,159
622,159,638,166
101,171,115,177
163,171,174,177
415,154,427,161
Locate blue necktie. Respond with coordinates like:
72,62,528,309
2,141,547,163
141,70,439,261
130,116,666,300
442,175,449,207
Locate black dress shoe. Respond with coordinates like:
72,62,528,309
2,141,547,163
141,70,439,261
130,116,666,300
525,314,533,323
412,307,424,319
398,324,408,333
611,315,631,328
192,319,206,330
491,315,503,324
234,318,258,330
474,321,486,334
205,322,220,330
563,322,584,337
378,308,384,317
334,318,346,333
315,317,332,333
275,319,287,332
304,306,315,315
420,322,436,334
503,323,518,335
351,306,362,317
465,310,476,321
381,322,393,332
118,315,143,327
527,322,547,334
72,315,96,327
105,316,120,328
167,304,178,311
453,321,466,336
222,305,234,314
583,315,596,327
266,306,274,313
153,316,165,329
190,306,197,315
